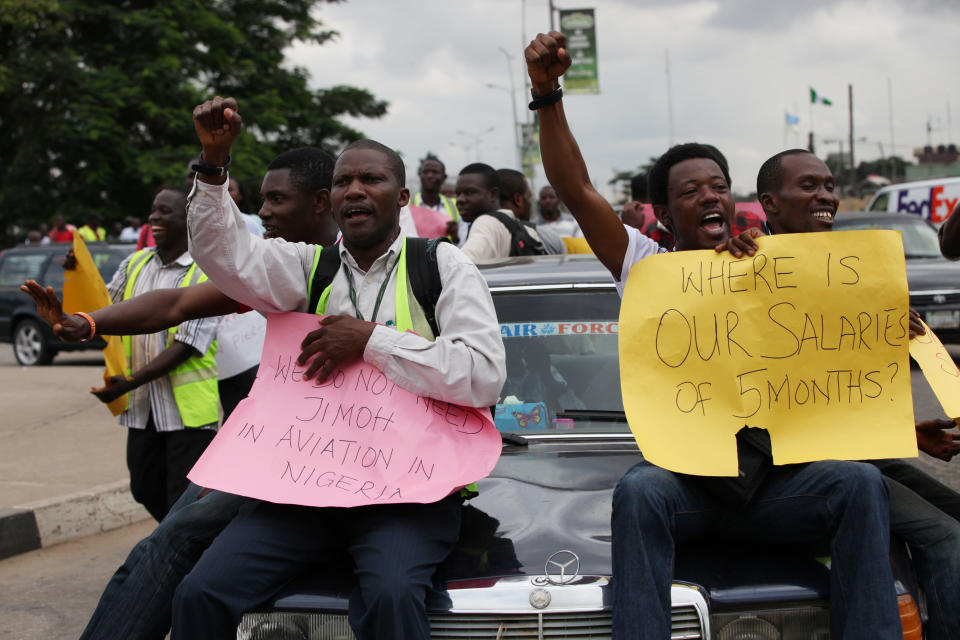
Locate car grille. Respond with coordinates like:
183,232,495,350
239,604,705,639
911,290,960,305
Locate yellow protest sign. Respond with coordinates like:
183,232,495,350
562,237,594,254
63,236,128,416
910,320,960,418
619,230,917,476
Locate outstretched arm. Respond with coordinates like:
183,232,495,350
91,342,197,404
525,31,629,278
21,279,242,340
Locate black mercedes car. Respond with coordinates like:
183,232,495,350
236,254,921,640
833,211,960,342
0,243,133,365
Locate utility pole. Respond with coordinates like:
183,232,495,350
549,0,555,31
496,47,522,171
665,50,675,147
848,84,855,196
887,77,895,180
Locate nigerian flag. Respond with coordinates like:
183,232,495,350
810,87,832,106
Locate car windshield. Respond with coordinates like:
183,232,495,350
836,217,942,259
491,288,629,435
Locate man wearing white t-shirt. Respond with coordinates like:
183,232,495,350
526,30,902,640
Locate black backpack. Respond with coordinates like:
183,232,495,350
307,237,450,337
473,211,548,256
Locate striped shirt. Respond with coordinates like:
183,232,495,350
105,249,221,432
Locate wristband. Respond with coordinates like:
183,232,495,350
528,86,563,111
192,154,231,177
74,312,96,342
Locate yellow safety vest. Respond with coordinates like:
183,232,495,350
121,249,219,428
305,239,479,499
78,225,106,242
412,193,460,223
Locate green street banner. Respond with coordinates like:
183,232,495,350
522,116,540,178
559,8,599,95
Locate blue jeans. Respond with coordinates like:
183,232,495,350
171,496,462,640
611,458,900,640
875,459,960,640
79,483,251,640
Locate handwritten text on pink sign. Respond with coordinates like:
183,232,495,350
188,312,501,507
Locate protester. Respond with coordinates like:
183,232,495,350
77,212,107,242
938,201,960,259
497,169,565,254
536,184,582,238
22,146,341,640
93,185,221,522
24,230,48,245
228,177,265,237
168,97,505,640
119,217,141,243
731,148,960,640
526,30,901,639
48,214,76,243
456,163,546,261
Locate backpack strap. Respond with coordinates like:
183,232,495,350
475,211,547,256
307,245,344,314
405,236,451,337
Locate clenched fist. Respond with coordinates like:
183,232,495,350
525,31,572,95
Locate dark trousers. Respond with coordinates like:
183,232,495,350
126,416,216,522
217,366,258,421
172,495,462,640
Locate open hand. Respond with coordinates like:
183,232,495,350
297,314,376,382
192,96,242,162
715,227,765,258
525,31,572,94
20,280,91,342
916,418,960,461
908,308,925,339
91,375,133,404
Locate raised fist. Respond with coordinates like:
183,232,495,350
192,96,242,163
525,31,572,94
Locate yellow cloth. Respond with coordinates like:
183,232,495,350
562,237,593,254
63,236,128,415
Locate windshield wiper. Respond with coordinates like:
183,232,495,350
501,432,529,447
555,409,628,422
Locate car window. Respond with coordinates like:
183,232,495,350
0,253,49,286
837,219,942,259
41,253,67,289
868,192,889,211
93,248,133,282
492,289,628,434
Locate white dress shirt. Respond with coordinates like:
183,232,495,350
187,178,506,408
105,249,221,431
460,208,545,263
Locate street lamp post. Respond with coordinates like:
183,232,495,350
495,46,523,170
456,126,495,162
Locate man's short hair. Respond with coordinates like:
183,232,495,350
459,163,499,190
155,184,189,200
267,147,336,193
647,143,732,207
756,149,813,197
419,155,445,173
630,172,649,202
496,168,527,204
341,139,406,186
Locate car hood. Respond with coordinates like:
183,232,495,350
906,257,960,293
269,439,829,610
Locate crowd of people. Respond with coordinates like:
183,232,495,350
17,30,960,640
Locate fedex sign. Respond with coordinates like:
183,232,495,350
897,186,960,223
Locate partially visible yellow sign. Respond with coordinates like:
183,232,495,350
63,236,128,416
619,231,917,476
562,237,593,254
910,321,960,418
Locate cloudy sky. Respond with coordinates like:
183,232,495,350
287,0,959,199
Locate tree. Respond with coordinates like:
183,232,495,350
0,0,387,244
607,157,658,205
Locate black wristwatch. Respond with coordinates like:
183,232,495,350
192,155,231,177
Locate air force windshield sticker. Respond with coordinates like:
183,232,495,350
500,322,618,338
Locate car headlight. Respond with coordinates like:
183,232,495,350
712,605,829,640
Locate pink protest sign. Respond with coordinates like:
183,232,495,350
409,204,451,238
188,312,502,507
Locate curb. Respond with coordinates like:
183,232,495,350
0,480,150,560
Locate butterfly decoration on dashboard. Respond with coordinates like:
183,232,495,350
512,404,544,428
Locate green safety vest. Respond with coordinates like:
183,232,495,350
78,225,106,242
121,249,219,428
306,238,480,499
412,192,460,223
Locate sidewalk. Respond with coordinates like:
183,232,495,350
0,349,150,559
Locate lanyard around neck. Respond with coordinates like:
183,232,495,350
342,249,401,324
